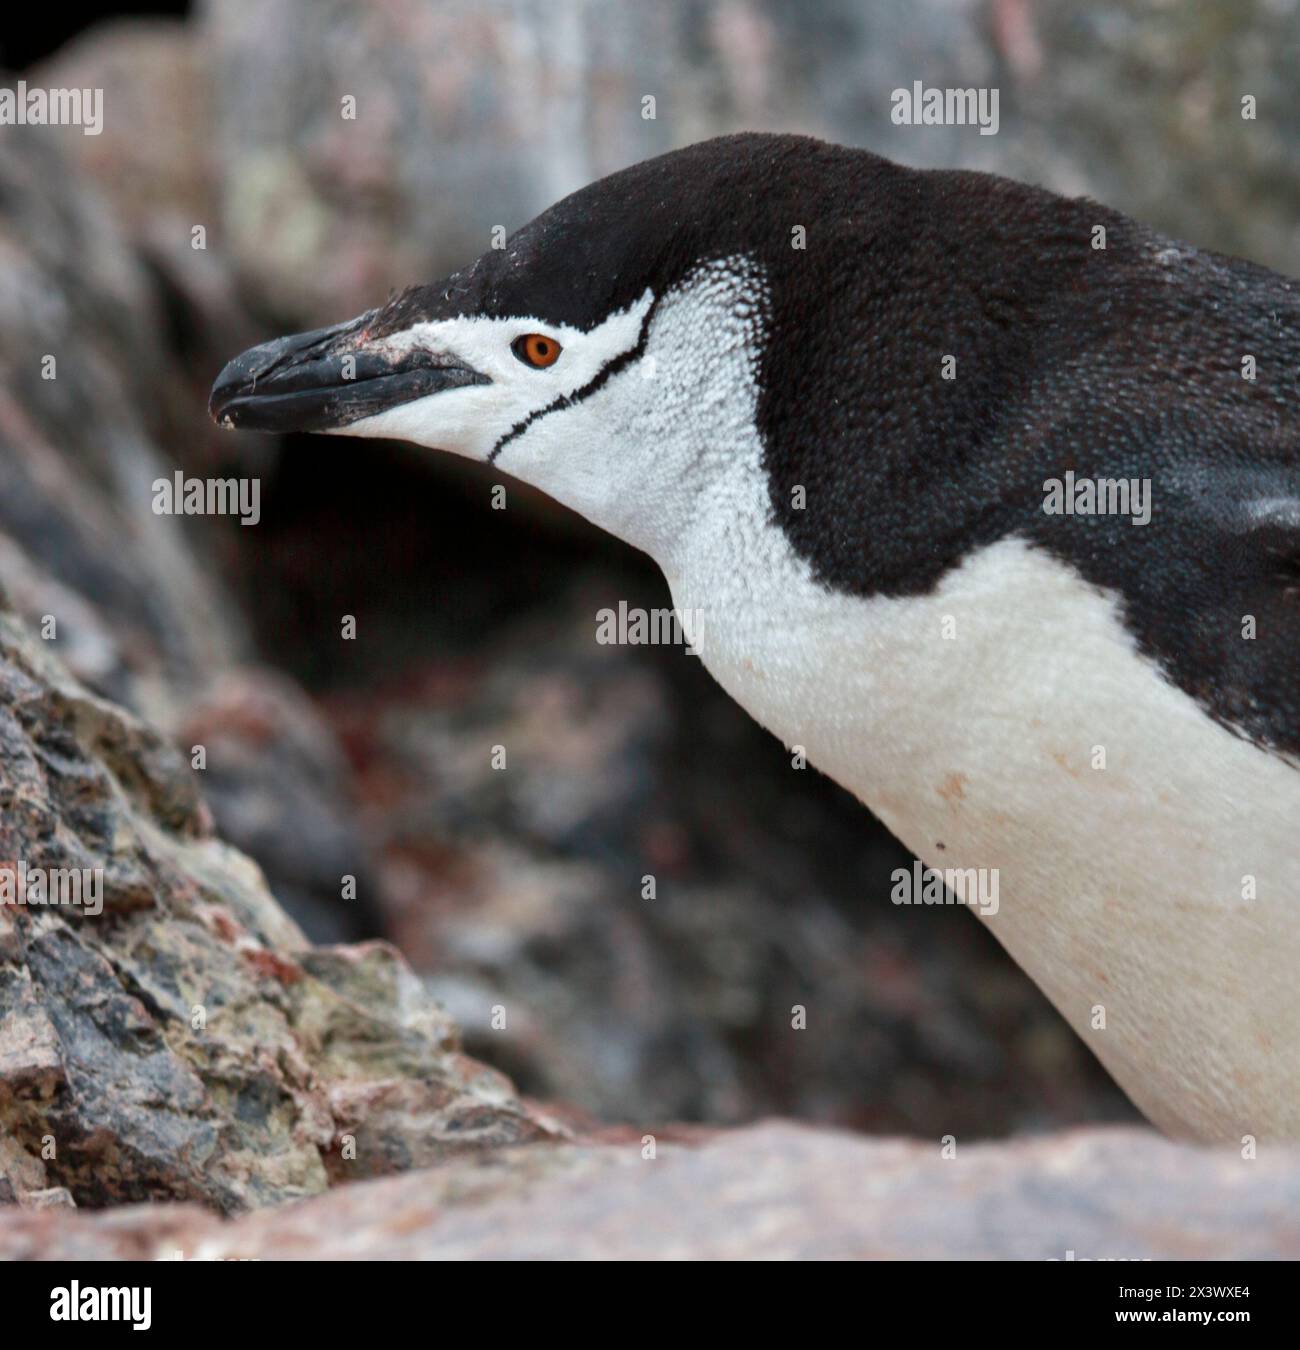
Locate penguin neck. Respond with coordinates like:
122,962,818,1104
655,376,1300,1144
516,190,1300,1143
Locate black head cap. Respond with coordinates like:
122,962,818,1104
365,132,905,335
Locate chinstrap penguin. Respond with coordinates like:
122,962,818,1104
211,133,1300,1143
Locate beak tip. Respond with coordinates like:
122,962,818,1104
209,352,254,428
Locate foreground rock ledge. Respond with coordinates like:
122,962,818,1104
0,603,554,1213
2,1122,1297,1260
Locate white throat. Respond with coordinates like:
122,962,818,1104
506,257,1300,1142
496,257,769,561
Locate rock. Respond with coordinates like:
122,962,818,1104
200,0,1300,328
32,17,272,475
1,1122,1296,1259
0,123,385,942
176,671,387,942
17,1186,76,1212
200,0,684,323
0,596,554,1213
0,128,241,708
29,19,216,243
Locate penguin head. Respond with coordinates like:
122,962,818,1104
210,134,872,553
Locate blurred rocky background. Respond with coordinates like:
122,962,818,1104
1,0,1298,1252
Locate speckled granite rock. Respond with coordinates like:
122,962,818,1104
0,602,554,1213
1,1122,1295,1260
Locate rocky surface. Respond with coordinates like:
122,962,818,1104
0,118,380,943
3,1122,1297,1259
0,595,552,1213
0,120,552,1213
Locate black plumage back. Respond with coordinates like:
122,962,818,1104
374,133,1300,755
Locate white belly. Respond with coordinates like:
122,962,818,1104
527,260,1298,1141
665,525,1300,1142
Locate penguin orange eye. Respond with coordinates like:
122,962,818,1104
513,333,562,368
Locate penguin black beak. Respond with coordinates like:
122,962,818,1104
209,313,488,434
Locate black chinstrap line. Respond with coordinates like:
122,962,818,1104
487,297,661,464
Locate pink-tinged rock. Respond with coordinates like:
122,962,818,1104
1,1123,1296,1260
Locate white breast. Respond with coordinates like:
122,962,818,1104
543,259,1300,1141
671,514,1300,1142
